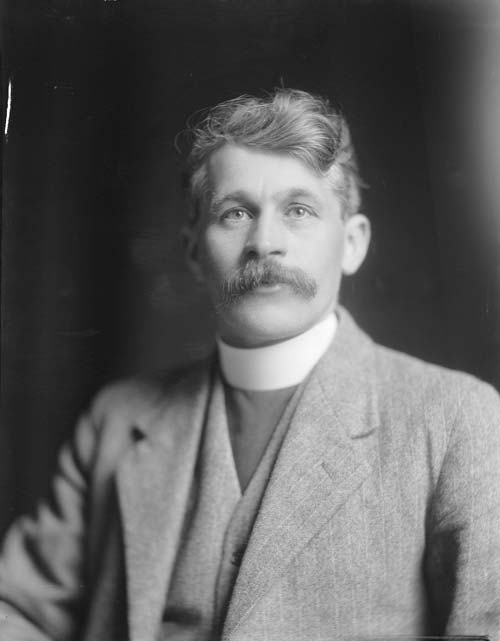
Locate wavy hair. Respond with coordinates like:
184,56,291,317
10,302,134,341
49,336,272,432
184,88,363,223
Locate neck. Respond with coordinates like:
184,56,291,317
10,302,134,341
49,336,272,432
216,313,337,391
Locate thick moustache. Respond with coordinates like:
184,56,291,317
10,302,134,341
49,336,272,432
218,260,317,307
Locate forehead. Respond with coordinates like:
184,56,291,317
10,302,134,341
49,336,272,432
206,144,334,202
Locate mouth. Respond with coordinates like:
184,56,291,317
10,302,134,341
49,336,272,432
251,282,284,293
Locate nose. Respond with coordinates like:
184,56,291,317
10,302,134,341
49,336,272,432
244,210,287,260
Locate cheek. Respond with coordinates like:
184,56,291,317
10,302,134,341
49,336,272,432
199,228,242,276
301,229,345,282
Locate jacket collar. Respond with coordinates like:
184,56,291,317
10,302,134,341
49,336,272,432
129,305,378,441
116,359,213,641
315,305,380,438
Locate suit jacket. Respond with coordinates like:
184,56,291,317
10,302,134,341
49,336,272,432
0,308,500,641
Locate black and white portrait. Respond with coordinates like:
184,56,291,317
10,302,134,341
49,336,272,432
1,1,499,639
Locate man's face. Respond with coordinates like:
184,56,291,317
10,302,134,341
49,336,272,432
188,144,368,347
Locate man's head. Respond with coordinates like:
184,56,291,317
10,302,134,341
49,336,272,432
183,88,370,347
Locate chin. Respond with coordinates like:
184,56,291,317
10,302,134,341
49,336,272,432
220,301,315,347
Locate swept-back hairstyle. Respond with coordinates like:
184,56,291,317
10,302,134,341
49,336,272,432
185,88,363,224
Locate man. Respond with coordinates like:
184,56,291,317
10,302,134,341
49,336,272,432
0,88,499,641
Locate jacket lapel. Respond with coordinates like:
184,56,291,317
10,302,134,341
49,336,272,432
223,309,381,638
116,361,213,641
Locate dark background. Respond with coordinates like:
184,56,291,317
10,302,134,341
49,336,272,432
1,0,499,535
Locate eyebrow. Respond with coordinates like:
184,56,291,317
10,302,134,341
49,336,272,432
274,188,323,208
209,188,323,214
209,190,255,214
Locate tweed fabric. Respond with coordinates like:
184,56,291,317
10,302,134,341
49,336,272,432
0,308,498,641
163,374,303,640
162,372,241,640
214,380,304,633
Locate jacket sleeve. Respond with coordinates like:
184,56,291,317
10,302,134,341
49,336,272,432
0,410,98,641
425,378,500,641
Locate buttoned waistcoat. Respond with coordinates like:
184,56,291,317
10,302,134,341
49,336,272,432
0,308,500,641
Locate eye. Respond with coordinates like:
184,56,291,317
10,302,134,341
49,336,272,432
286,204,315,219
221,208,251,222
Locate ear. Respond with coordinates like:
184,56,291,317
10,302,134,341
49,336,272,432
182,224,205,283
341,214,371,275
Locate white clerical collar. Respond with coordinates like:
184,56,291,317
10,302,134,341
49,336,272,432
216,313,337,391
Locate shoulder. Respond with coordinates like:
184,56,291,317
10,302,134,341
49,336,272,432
85,357,213,438
335,307,500,426
370,341,500,471
359,337,500,496
339,307,499,413
65,357,214,479
373,341,499,411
